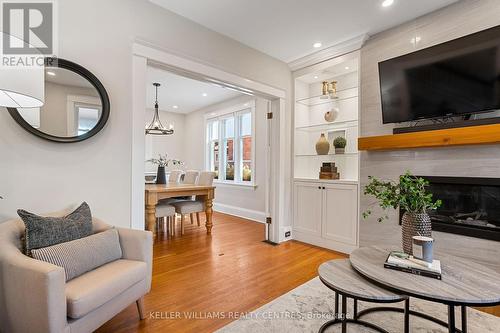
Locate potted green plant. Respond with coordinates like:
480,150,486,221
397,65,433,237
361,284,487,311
333,136,347,154
362,172,442,255
147,154,183,184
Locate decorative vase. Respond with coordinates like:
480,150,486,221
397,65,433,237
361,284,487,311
334,147,345,154
324,108,338,122
156,166,166,184
401,212,432,255
315,133,330,155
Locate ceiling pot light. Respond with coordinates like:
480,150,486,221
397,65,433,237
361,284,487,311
202,93,208,97
382,0,394,7
313,42,322,48
145,82,174,135
0,32,44,108
345,66,350,70
172,105,178,109
314,75,319,79
411,36,422,44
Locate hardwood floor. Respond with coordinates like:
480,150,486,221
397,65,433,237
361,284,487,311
96,212,346,333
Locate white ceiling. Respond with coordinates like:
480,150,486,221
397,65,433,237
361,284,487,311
297,58,359,84
150,0,458,63
45,68,93,89
146,66,241,114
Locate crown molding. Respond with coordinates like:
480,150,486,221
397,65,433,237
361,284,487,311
288,34,369,72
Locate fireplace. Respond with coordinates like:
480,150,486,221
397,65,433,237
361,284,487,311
399,176,500,241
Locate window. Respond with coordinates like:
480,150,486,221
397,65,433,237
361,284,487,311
239,112,252,182
206,101,255,185
207,120,219,180
75,105,101,135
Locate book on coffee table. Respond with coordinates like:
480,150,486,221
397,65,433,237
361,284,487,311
384,251,442,280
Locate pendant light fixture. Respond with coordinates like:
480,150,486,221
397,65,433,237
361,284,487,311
145,82,174,135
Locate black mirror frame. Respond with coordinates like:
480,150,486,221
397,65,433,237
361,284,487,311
7,57,110,143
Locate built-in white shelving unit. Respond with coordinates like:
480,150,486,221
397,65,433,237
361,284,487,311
292,51,361,254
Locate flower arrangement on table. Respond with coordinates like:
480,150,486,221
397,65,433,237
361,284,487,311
146,154,183,184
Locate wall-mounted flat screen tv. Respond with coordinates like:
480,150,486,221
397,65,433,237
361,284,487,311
379,25,500,124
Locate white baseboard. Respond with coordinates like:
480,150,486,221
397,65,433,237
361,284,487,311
213,202,266,223
292,230,358,254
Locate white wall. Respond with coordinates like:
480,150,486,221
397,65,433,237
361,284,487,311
359,0,500,270
0,0,291,226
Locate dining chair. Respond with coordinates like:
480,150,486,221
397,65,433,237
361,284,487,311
155,203,176,236
168,170,184,183
181,170,200,224
155,169,183,236
173,171,215,235
183,170,200,184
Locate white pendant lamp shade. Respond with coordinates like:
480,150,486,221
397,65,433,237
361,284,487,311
0,32,45,108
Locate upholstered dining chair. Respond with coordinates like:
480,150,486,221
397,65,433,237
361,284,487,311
177,170,200,220
155,170,184,235
155,203,176,236
183,170,200,184
173,171,215,235
156,171,198,236
168,170,184,183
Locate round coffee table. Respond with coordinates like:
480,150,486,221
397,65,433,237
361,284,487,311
318,259,408,333
350,246,500,333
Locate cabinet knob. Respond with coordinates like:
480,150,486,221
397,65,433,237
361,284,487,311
318,186,321,189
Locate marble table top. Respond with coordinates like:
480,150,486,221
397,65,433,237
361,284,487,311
318,259,405,302
350,246,500,306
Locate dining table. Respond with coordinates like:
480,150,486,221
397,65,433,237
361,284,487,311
145,183,216,235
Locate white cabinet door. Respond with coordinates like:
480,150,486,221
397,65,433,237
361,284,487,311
293,182,323,236
322,184,358,245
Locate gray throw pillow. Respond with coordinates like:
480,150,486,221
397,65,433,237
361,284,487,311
18,202,93,255
31,228,123,281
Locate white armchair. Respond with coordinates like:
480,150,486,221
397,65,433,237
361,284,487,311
0,210,153,333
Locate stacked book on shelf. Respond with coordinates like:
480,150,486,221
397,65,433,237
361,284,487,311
319,162,340,180
384,251,442,280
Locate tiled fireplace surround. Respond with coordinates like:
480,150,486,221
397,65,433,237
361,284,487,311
359,0,500,272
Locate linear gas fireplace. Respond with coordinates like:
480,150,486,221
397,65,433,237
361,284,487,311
399,176,500,241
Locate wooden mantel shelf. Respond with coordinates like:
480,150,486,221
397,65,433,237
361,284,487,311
358,123,500,151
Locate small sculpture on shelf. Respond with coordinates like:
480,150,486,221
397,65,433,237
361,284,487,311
324,106,339,122
333,136,347,154
319,162,340,180
315,133,330,155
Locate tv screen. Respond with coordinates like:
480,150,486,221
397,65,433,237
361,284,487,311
379,25,500,124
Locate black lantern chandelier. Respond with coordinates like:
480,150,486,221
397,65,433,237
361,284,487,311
145,82,174,135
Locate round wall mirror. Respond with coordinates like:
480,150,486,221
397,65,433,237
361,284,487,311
7,58,110,143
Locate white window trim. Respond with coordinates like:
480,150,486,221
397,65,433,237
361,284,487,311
66,95,101,136
205,99,257,188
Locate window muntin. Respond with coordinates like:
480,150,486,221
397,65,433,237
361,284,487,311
206,104,254,185
239,111,252,182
